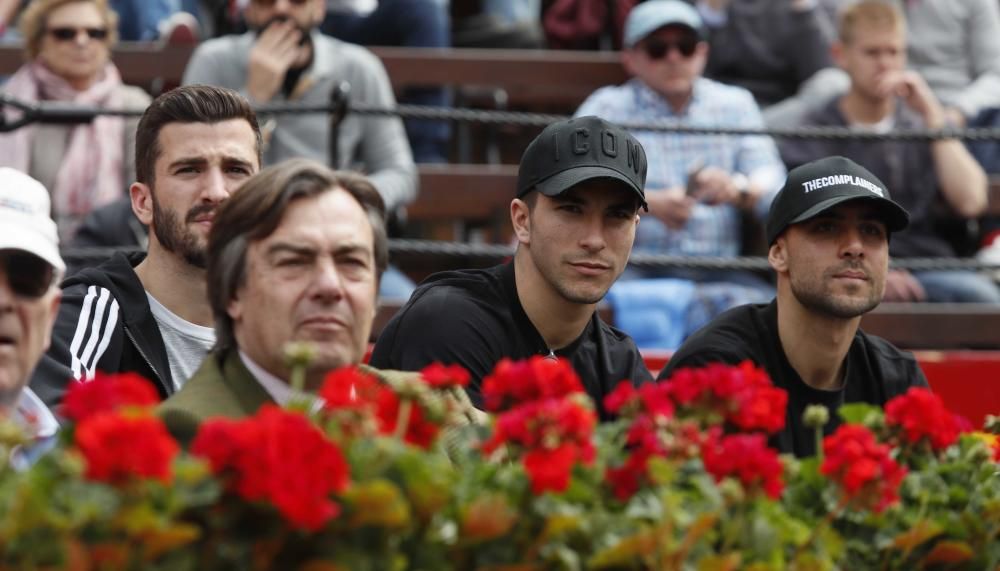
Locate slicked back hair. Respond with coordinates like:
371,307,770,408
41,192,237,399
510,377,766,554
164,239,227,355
134,85,263,187
206,158,388,352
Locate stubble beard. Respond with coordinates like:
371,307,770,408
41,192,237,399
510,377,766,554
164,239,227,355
790,273,881,319
151,194,210,269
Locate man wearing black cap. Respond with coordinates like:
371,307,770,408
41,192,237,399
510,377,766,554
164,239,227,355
371,116,653,419
657,156,929,457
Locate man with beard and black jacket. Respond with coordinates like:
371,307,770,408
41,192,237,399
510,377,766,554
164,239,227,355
657,157,929,458
29,85,262,407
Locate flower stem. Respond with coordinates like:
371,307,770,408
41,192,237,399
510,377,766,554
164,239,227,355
394,399,413,442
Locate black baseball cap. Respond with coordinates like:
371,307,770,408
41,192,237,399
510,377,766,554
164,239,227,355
766,156,909,245
517,116,648,209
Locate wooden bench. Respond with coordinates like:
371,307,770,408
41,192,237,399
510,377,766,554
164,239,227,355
0,43,624,109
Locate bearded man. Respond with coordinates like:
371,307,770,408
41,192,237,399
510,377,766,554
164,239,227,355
657,156,929,457
30,85,262,406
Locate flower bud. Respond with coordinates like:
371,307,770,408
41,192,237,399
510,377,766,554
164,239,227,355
803,405,830,429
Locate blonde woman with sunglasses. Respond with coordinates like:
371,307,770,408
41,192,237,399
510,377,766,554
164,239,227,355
0,0,150,241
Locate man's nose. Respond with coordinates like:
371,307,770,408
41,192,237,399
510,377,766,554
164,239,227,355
311,258,345,301
201,168,230,204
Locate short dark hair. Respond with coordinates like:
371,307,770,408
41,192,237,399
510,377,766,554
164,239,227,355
207,158,389,353
134,85,263,186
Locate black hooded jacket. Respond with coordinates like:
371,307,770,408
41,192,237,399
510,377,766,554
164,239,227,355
29,252,174,409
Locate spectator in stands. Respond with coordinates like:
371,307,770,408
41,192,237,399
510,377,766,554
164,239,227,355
0,168,63,469
659,156,929,457
771,0,1000,174
109,0,200,42
29,85,262,409
451,0,545,49
693,0,835,109
0,0,151,241
370,116,653,421
321,0,451,163
182,0,417,216
780,0,998,303
575,1,787,324
159,159,459,444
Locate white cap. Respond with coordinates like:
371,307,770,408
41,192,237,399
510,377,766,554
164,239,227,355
0,167,65,272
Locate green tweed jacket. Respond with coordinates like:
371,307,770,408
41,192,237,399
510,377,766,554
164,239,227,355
158,349,487,448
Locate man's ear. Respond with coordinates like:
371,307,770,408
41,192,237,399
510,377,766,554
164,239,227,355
768,238,789,274
130,182,154,226
510,198,531,246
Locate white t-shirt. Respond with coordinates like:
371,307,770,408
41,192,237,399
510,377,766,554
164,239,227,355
146,293,216,391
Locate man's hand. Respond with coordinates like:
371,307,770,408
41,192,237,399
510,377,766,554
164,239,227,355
647,187,696,230
246,20,304,103
876,70,945,129
883,269,927,302
689,167,741,206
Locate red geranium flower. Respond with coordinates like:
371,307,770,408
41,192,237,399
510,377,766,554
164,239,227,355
75,411,178,485
420,363,470,389
61,372,159,423
318,366,383,412
663,361,786,435
481,394,596,495
192,405,350,531
700,432,784,499
481,357,584,411
375,388,441,449
820,424,907,513
885,387,965,451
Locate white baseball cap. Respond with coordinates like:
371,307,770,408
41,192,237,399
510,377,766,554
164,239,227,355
0,167,65,272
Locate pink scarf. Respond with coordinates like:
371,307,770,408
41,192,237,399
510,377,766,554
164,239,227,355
0,61,124,223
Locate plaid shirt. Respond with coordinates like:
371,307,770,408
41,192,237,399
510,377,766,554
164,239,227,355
576,77,786,257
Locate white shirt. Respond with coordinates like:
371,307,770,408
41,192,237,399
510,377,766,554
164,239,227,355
146,293,216,391
238,350,324,413
9,387,59,470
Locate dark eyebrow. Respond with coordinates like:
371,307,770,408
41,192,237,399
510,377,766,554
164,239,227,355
167,156,256,171
266,243,316,257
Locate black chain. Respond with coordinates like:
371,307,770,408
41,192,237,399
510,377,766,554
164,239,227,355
5,94,1000,141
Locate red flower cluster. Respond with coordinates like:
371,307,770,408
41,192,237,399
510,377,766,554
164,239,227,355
885,388,966,451
375,388,440,448
604,381,674,421
319,366,443,448
663,361,787,434
820,424,907,513
420,363,470,389
191,405,350,531
480,357,596,495
603,381,677,501
61,372,159,423
75,412,178,485
481,357,584,412
700,431,784,499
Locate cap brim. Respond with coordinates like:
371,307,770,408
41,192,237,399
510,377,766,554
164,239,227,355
0,230,65,273
534,166,647,208
789,195,909,233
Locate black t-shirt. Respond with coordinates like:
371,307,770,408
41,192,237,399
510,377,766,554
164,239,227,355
657,301,928,457
370,263,653,420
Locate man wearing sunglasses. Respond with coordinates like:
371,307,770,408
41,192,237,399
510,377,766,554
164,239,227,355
0,168,63,469
574,0,787,343
29,85,263,409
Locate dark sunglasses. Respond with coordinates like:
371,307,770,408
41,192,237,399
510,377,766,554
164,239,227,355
643,36,699,59
47,27,109,41
252,0,310,6
1,251,55,299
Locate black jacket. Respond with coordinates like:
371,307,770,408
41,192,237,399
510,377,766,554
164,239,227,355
29,252,174,409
